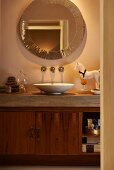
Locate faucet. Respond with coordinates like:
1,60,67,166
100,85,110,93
50,67,55,83
50,66,55,73
58,66,64,72
41,66,47,83
41,66,47,72
58,66,64,83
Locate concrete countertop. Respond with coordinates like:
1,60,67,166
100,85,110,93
0,92,100,107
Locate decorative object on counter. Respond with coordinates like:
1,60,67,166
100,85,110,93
80,78,87,90
41,66,47,83
5,76,19,93
6,85,12,94
6,76,19,93
91,89,100,95
50,66,55,83
74,62,100,90
58,66,64,83
17,71,28,93
0,85,6,93
74,78,93,94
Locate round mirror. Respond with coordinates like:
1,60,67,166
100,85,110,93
18,0,87,66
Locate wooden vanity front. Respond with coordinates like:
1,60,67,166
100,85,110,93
0,93,100,166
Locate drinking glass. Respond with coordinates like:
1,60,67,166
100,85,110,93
80,78,87,91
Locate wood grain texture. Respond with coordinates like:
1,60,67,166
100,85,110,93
35,111,80,154
0,107,100,165
0,111,35,154
0,154,100,166
102,0,114,169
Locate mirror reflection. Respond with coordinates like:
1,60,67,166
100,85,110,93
19,0,86,64
20,19,69,59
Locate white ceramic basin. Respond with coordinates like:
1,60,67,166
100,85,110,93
34,83,74,94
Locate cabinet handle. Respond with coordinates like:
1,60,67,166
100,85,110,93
35,128,40,141
29,127,40,140
29,127,35,138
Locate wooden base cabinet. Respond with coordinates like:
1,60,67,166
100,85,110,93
0,111,35,155
0,107,100,166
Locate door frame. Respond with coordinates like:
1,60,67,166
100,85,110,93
101,0,114,169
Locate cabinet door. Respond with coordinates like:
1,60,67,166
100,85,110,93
35,111,80,155
0,111,35,154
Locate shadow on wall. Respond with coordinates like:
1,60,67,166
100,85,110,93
0,166,100,170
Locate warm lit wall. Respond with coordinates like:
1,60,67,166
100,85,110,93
73,0,100,69
0,0,100,87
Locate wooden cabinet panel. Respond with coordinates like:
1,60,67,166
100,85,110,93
0,108,100,166
67,112,79,154
0,111,35,154
35,111,79,155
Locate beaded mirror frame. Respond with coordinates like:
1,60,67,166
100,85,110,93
18,0,87,66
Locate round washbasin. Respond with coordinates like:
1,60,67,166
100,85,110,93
34,83,74,94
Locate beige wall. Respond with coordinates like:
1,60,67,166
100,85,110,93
0,0,100,87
